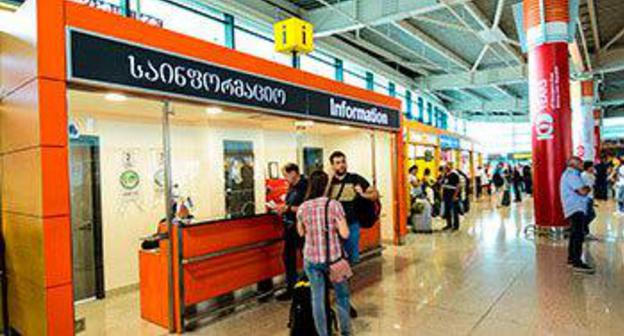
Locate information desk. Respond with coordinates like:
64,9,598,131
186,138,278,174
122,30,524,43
139,213,381,332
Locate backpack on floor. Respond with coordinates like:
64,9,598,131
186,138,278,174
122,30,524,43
288,278,336,336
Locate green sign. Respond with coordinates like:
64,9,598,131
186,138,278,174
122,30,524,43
120,170,140,190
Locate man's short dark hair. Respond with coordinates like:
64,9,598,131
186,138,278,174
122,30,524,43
329,151,346,164
282,163,300,174
583,161,594,170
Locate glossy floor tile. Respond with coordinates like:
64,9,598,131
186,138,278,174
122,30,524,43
76,196,624,335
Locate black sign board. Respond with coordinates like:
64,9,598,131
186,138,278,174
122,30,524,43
68,29,400,130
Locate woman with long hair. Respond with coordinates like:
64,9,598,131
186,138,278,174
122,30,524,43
296,171,351,336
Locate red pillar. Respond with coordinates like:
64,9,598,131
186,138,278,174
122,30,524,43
593,109,602,161
524,0,572,229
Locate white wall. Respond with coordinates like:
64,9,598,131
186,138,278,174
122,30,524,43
70,112,396,291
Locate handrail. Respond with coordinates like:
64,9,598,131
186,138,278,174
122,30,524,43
181,238,283,266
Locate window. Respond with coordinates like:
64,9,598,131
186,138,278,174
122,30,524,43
235,28,291,66
301,54,336,79
140,0,226,46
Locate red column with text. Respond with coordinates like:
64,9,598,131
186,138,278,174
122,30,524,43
524,0,572,229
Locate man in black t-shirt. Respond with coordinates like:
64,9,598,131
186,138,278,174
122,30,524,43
441,164,461,231
328,151,379,264
276,163,308,301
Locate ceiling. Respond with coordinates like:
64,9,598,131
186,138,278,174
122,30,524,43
206,0,624,121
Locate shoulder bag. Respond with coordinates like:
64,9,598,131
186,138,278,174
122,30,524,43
324,199,353,284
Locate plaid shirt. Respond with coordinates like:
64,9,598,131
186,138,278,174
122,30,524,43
297,197,346,264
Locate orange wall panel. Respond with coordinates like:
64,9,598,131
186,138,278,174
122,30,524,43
37,0,66,81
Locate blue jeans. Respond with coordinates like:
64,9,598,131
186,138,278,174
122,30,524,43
342,222,360,264
304,262,351,336
617,186,624,212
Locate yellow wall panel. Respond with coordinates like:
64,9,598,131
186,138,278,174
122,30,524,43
1,212,45,286
1,148,42,215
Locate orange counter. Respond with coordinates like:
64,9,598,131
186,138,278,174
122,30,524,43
140,213,382,331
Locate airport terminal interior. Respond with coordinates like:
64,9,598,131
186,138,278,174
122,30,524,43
1,0,624,335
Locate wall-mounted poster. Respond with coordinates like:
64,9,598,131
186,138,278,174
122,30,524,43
303,147,323,177
224,140,255,218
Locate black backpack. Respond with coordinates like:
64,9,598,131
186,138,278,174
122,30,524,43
288,278,336,336
354,197,381,229
493,173,504,187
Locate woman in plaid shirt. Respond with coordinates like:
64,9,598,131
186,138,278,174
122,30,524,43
297,171,351,336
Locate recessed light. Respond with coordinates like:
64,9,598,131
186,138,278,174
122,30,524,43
104,93,127,102
294,120,314,128
205,107,223,115
339,125,351,130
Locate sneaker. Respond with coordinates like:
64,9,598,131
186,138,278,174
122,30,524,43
442,226,452,231
350,304,358,319
275,290,292,302
572,263,595,274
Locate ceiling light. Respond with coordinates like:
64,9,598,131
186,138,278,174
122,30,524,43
339,125,352,130
205,107,223,115
104,93,127,102
294,120,315,128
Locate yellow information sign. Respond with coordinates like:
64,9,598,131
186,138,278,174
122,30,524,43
274,18,314,54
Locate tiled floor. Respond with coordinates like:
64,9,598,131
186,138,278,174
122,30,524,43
76,196,624,335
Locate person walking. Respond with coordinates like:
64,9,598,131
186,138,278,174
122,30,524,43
441,164,461,231
512,165,523,203
522,164,533,195
594,155,610,200
581,162,598,241
297,171,351,336
614,157,624,215
560,157,594,274
275,163,307,301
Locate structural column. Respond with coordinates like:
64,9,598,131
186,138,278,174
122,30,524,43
593,108,602,161
571,80,595,162
524,0,573,229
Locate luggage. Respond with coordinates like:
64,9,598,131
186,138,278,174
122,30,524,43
411,200,432,233
501,190,511,207
288,278,336,336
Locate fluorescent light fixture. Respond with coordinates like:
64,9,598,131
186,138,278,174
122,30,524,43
104,93,127,102
205,107,223,115
294,120,315,128
339,125,352,130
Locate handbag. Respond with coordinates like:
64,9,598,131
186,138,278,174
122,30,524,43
324,199,353,284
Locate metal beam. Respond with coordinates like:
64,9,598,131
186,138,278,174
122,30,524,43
602,25,624,53
448,97,528,113
462,2,524,64
303,0,470,37
492,85,518,99
592,48,624,75
472,45,490,72
394,21,471,70
577,18,592,72
345,35,432,75
587,0,601,51
418,65,527,91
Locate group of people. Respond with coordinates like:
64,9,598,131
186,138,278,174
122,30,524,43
408,162,471,233
276,151,378,336
593,154,624,213
477,162,533,207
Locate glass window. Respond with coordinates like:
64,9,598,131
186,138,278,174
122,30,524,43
235,28,291,66
301,54,336,79
140,0,226,46
344,70,367,88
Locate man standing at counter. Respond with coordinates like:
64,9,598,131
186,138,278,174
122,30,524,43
328,151,380,264
276,163,308,301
